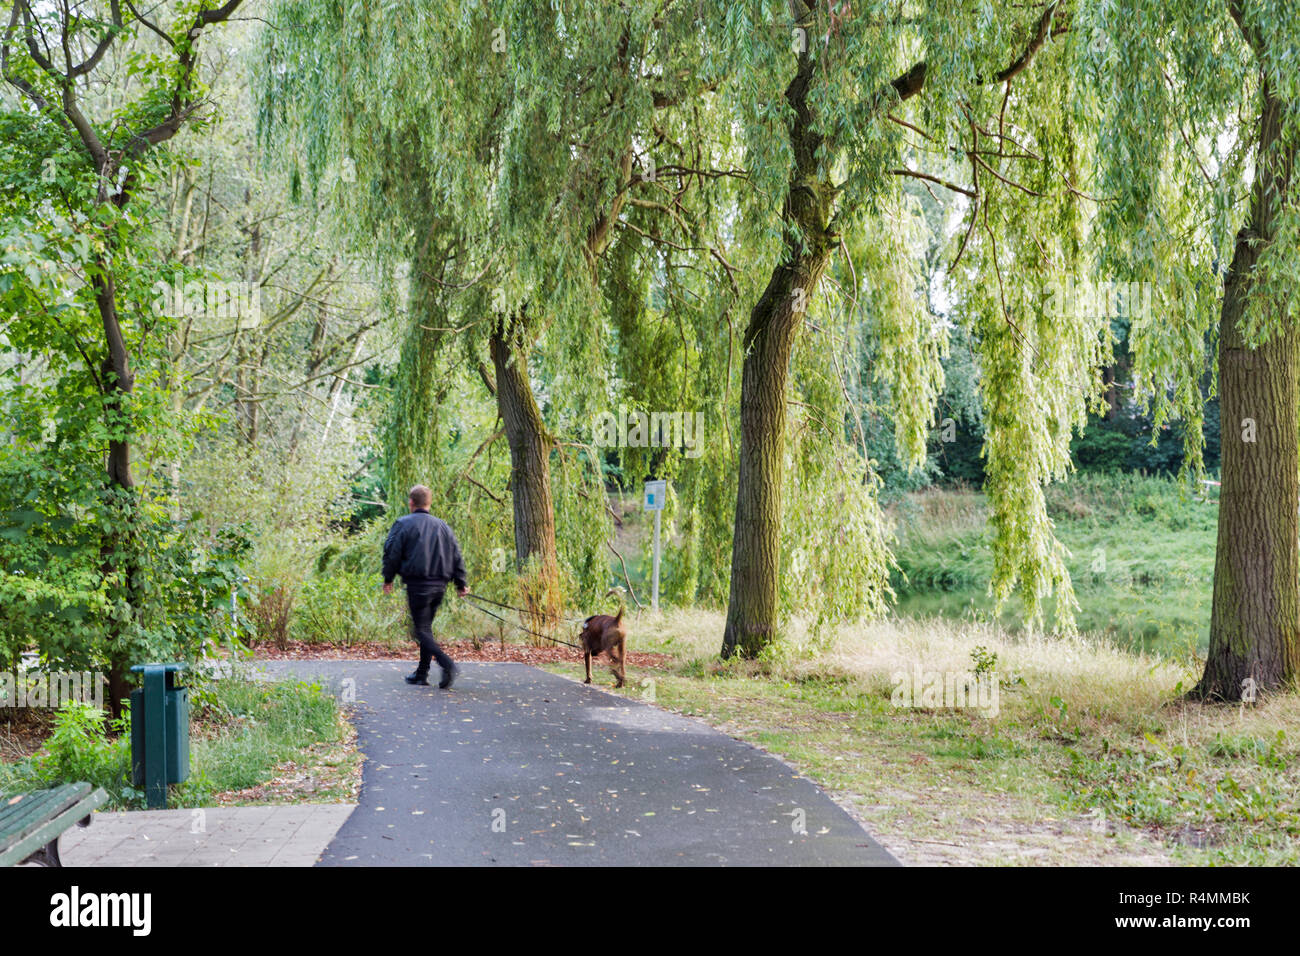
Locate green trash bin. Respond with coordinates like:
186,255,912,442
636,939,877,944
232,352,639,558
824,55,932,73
130,663,190,808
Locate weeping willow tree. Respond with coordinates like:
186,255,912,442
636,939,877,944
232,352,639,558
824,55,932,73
256,0,727,620
711,0,1103,657
1080,0,1300,699
384,220,462,508
594,83,756,608
251,0,1299,681
254,2,537,597
255,9,470,508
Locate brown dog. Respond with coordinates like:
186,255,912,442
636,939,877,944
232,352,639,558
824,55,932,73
578,607,626,688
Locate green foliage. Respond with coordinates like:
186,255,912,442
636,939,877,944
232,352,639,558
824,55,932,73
0,419,252,669
179,677,340,804
1065,728,1299,847
892,475,1219,654
181,433,376,649
971,645,998,678
1207,730,1289,770
0,673,345,811
9,701,136,806
255,0,744,615
859,193,948,472
1080,0,1300,499
1071,427,1133,474
781,431,896,638
292,573,407,645
552,447,614,611
5,0,1291,665
0,76,239,673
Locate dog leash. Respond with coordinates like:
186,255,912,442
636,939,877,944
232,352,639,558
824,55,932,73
459,593,584,649
462,592,589,627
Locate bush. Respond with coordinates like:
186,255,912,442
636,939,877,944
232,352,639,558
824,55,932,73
1072,428,1132,473
292,572,407,645
26,701,135,804
246,583,296,649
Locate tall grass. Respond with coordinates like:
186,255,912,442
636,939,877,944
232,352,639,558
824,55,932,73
633,606,1195,725
888,474,1217,654
177,676,342,805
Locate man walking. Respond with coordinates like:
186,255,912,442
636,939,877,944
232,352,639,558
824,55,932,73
382,485,468,688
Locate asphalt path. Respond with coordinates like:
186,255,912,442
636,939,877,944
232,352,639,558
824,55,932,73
257,660,897,866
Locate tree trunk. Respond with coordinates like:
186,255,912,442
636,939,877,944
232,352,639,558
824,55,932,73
721,254,832,657
1197,72,1299,700
721,42,836,658
489,316,561,628
237,211,264,444
94,265,137,721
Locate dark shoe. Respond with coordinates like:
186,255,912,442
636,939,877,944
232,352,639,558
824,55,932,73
405,671,430,686
438,664,458,690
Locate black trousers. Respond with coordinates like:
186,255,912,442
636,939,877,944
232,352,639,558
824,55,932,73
406,579,453,679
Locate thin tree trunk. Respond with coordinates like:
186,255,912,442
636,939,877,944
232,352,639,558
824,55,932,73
321,329,365,447
0,0,247,722
240,210,264,444
721,41,836,658
287,266,336,459
1197,71,1299,700
490,316,560,629
94,265,137,720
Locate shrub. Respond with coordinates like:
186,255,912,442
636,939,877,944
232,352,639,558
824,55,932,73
246,583,296,649
292,572,407,645
29,700,134,803
1072,428,1131,473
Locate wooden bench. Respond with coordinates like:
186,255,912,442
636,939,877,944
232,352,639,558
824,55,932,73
0,783,109,867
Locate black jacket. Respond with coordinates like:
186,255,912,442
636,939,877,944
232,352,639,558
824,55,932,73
382,510,468,589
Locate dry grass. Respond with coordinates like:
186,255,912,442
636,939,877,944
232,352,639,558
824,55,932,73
633,607,1282,730
616,607,1300,864
638,608,1190,703
803,618,1192,720
0,709,54,763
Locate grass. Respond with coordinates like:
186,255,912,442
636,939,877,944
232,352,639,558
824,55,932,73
176,670,359,807
0,669,360,810
890,474,1218,656
599,473,1216,657
548,606,1300,865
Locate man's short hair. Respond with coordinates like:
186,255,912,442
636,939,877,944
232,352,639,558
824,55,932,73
408,485,432,509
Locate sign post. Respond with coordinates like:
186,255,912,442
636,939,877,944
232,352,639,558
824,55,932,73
644,479,667,612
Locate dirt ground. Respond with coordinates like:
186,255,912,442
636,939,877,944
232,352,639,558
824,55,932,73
0,708,53,762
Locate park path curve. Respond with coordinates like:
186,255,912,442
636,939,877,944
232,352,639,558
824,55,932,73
258,660,897,867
